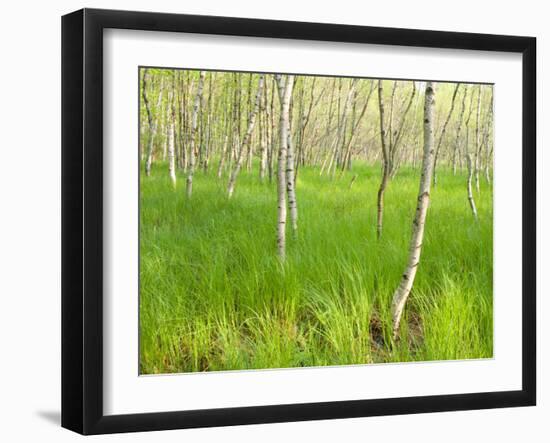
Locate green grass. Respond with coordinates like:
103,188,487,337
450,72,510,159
139,161,493,374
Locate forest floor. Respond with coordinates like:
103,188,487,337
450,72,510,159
139,162,493,374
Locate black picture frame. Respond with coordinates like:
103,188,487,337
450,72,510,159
61,8,536,435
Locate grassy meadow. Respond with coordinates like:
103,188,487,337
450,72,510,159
139,162,493,374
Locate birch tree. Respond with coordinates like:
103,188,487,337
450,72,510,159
275,74,294,259
391,82,436,338
286,132,298,234
463,86,478,219
295,77,324,176
482,91,494,183
452,86,467,175
433,83,460,187
340,81,375,173
258,85,269,181
376,80,416,239
142,69,164,176
328,79,357,177
227,74,265,198
474,85,482,193
376,80,390,240
319,80,337,176
217,135,229,178
186,71,206,198
168,87,177,188
466,153,478,219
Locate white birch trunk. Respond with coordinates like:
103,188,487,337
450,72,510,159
217,135,229,178
391,82,436,338
377,80,390,240
340,81,375,173
275,74,294,260
330,79,357,177
142,69,163,177
433,83,460,187
286,132,298,234
467,152,478,219
227,75,265,198
482,91,494,184
377,81,416,238
453,87,467,175
259,89,268,181
186,71,206,198
474,85,482,193
168,118,176,188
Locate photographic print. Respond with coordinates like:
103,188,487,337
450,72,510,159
138,68,493,375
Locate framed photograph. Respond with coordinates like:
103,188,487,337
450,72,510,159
61,8,536,435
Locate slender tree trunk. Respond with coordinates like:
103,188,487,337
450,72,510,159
376,170,389,240
186,71,206,198
168,83,177,188
340,81,375,174
324,79,343,176
319,80,336,176
409,95,421,170
168,119,176,188
482,91,494,184
161,93,169,161
452,86,467,175
275,75,294,260
330,79,357,178
227,75,265,198
295,77,322,179
268,79,276,182
259,89,268,181
388,82,416,177
474,85,482,193
286,132,298,235
466,152,478,219
377,80,390,240
433,83,460,186
245,74,254,172
178,71,189,171
203,73,214,173
349,174,358,189
217,135,229,178
391,82,436,338
388,82,397,151
142,69,163,176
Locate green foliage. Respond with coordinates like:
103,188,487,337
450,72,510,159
139,162,493,373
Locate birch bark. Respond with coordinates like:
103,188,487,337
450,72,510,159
391,82,436,338
186,71,206,198
482,91,494,184
168,88,177,188
463,86,478,218
452,86,467,175
217,135,229,178
275,75,294,260
433,83,460,186
474,85,482,193
467,153,478,219
376,80,390,240
142,70,164,176
259,88,268,181
340,81,375,173
329,79,357,178
227,74,265,198
168,119,176,187
286,132,298,234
